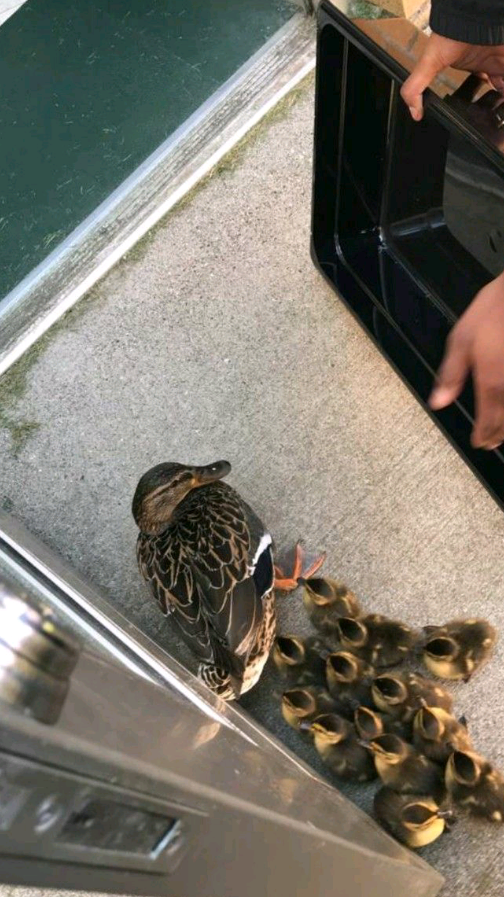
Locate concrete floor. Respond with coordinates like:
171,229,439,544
1,77,504,897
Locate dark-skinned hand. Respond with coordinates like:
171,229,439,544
401,33,504,449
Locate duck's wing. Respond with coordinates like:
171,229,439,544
136,530,214,666
186,486,274,664
136,485,273,677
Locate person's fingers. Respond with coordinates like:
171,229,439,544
488,74,504,95
429,332,470,410
400,47,446,121
471,397,504,449
471,363,504,449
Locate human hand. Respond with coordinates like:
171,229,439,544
429,272,504,449
400,32,504,121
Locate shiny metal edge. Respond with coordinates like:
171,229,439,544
0,13,315,375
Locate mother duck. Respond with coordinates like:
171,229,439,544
133,460,323,700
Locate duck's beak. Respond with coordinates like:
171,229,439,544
193,460,231,485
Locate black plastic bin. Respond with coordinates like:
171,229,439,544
311,2,504,511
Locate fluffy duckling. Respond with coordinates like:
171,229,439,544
374,787,456,848
326,651,374,715
299,576,360,636
364,734,444,796
354,705,412,743
281,686,334,734
336,614,416,668
372,672,453,723
272,635,328,687
445,750,504,822
422,619,497,682
413,707,472,764
307,713,376,782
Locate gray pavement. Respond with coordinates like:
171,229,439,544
1,77,504,897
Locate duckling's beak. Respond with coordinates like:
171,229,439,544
437,808,458,831
357,739,373,751
193,460,231,485
437,809,457,822
299,720,313,732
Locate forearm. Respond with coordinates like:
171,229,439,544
430,0,504,45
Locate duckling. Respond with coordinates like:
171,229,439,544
413,707,472,764
422,619,497,682
326,651,374,715
336,614,416,668
299,576,360,636
281,686,334,734
272,634,328,687
374,787,456,848
364,734,444,796
445,750,504,822
308,713,376,782
372,672,453,723
133,460,324,700
354,705,412,743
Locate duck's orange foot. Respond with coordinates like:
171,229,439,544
274,542,326,592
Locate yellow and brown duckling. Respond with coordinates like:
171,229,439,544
306,713,376,782
422,619,498,682
281,686,334,734
272,634,329,687
299,576,360,636
354,705,412,743
363,734,444,797
326,651,374,716
336,614,416,668
372,672,453,723
445,750,504,822
133,460,324,701
413,707,472,765
374,787,456,848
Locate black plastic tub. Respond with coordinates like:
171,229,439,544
311,2,504,511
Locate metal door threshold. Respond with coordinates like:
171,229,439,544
0,13,316,376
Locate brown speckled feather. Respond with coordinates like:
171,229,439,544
136,481,273,682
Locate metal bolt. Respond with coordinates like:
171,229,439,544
34,794,64,833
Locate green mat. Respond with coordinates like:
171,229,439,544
0,0,292,300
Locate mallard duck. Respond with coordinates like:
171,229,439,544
363,734,444,796
337,614,416,668
307,713,376,782
133,460,324,700
372,672,453,723
281,686,334,733
299,576,360,636
326,651,374,715
413,707,472,764
271,634,329,687
422,619,498,682
445,750,504,822
374,787,456,848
